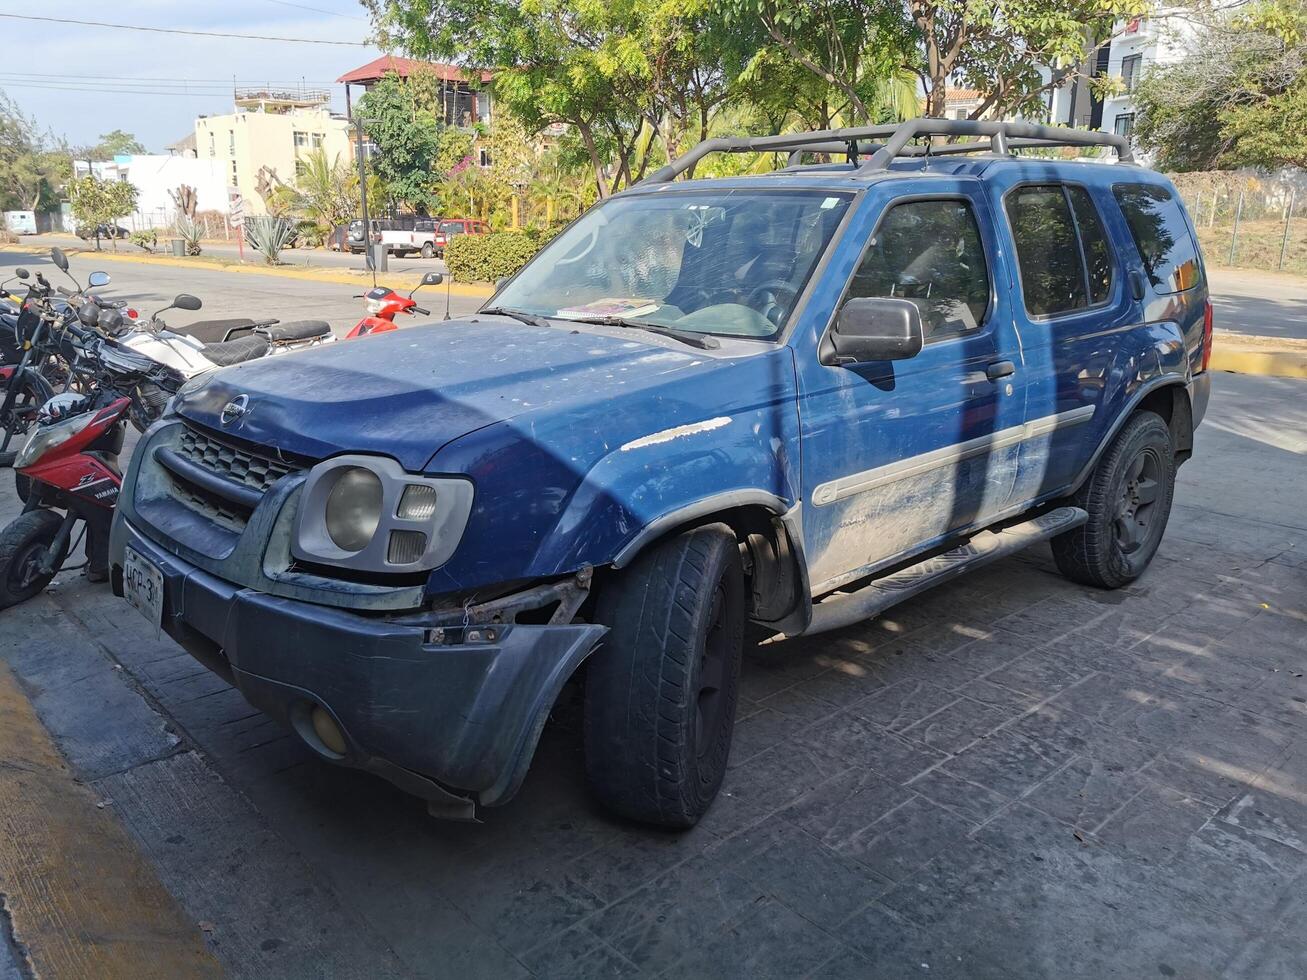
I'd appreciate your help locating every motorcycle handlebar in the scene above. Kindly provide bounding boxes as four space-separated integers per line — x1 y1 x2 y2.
411 306 430 316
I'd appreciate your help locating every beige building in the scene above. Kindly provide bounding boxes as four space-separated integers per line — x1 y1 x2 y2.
194 88 351 215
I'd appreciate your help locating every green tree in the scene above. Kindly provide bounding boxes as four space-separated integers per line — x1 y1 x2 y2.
81 129 147 160
287 148 357 237
67 175 138 251
355 72 442 212
0 93 69 211
1134 0 1307 170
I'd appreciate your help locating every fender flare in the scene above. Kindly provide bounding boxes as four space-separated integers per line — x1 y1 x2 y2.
609 489 791 569
1070 373 1191 492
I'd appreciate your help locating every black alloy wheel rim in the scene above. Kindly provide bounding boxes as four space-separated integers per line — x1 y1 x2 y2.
8 539 49 591
1114 447 1161 555
695 581 730 760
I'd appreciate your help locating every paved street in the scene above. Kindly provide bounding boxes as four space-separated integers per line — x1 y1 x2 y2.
0 364 1304 978
1 248 481 336
1209 269 1307 343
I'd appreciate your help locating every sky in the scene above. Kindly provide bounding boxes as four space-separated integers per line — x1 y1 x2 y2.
3 1 387 150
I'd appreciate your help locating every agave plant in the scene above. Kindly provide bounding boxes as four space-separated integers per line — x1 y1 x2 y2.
243 215 296 265
174 214 202 256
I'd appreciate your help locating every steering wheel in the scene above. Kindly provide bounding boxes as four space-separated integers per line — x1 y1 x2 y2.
745 279 799 327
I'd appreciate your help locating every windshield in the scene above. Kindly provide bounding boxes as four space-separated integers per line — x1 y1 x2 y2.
492 189 852 340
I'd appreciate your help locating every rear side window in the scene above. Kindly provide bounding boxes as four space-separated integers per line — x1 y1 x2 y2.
1006 184 1115 317
846 199 990 341
1112 183 1202 293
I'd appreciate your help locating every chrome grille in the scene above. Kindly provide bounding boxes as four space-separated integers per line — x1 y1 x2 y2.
176 425 298 494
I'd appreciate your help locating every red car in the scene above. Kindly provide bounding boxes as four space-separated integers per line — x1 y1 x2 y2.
432 218 488 257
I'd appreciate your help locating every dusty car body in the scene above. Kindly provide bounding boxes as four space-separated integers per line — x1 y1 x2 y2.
110 120 1211 826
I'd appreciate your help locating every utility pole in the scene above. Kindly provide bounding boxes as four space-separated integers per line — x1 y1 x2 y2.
354 113 373 276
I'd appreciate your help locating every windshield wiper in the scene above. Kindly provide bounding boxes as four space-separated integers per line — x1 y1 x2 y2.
478 306 552 327
565 316 720 351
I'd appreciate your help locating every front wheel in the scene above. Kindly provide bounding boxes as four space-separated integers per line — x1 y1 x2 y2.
584 524 745 828
0 510 67 608
1052 410 1176 589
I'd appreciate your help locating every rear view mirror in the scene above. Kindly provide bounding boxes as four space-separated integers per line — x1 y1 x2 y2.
15 268 28 279
173 293 202 311
88 271 111 288
421 272 443 287
822 297 925 365
50 247 69 272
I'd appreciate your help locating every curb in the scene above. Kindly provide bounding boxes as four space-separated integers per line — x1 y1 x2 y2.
1210 346 1307 380
0 243 496 299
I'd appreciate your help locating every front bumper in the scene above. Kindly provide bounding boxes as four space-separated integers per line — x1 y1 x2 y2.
111 517 605 817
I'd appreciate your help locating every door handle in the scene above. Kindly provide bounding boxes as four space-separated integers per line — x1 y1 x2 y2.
986 360 1016 381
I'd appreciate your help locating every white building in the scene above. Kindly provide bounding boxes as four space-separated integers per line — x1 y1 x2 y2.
73 155 230 231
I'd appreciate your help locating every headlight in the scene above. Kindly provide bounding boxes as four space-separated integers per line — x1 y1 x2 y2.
291 455 475 573
365 298 384 315
15 411 97 469
324 466 383 551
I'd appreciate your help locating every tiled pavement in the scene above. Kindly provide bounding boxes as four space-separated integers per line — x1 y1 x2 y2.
1 372 1305 979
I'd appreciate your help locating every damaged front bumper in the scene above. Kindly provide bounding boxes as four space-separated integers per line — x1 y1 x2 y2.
111 518 605 819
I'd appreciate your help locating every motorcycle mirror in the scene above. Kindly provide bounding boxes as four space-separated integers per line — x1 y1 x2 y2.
78 303 100 327
87 271 111 288
15 268 28 279
421 272 443 287
173 293 202 311
50 247 69 272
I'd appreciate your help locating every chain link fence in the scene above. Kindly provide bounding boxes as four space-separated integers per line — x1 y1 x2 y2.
1170 171 1307 277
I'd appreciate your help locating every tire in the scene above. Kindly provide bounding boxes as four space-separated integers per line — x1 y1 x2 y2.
1052 410 1176 589
584 524 745 828
0 368 53 466
0 509 66 608
421 243 435 259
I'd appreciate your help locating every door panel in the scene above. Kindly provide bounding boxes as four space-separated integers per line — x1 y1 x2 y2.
792 181 1027 595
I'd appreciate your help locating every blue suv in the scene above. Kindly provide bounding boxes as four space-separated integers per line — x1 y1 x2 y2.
110 120 1212 827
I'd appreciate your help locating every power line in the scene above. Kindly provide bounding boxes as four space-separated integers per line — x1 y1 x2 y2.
0 13 371 45
0 72 339 85
262 0 366 21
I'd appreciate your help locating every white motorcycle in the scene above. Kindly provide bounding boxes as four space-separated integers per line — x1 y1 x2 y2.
99 294 335 430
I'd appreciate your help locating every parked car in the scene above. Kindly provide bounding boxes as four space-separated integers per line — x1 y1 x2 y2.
432 218 487 256
76 223 129 241
346 215 435 257
109 120 1212 828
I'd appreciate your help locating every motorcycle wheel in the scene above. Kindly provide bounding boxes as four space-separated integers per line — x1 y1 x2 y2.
0 368 54 467
0 510 66 608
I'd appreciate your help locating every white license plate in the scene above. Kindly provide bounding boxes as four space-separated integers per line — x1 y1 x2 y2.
122 547 164 628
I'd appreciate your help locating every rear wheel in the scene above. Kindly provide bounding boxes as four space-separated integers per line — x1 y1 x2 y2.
421 242 435 259
0 510 66 608
1052 410 1176 589
584 524 744 828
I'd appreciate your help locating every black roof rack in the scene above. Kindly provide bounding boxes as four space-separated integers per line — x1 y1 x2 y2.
642 118 1133 185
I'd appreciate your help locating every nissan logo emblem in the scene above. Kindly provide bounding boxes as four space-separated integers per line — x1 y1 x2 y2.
220 394 250 426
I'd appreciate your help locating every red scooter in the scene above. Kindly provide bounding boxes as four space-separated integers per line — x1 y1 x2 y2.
345 271 445 338
0 390 129 607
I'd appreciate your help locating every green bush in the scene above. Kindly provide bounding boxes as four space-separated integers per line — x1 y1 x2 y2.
445 231 549 283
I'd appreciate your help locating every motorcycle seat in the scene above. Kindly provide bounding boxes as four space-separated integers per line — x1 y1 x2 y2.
258 319 331 342
201 335 271 367
180 318 276 345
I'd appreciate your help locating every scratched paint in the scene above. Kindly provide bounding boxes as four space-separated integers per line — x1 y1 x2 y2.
620 416 732 452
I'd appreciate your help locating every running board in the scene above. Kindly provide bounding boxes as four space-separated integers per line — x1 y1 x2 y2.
804 507 1088 636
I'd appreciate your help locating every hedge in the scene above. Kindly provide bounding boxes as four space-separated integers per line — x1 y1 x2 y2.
445 230 555 283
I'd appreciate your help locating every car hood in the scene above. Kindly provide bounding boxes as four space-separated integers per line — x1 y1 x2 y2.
174 317 734 471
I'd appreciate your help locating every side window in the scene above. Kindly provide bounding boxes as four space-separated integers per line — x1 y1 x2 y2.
1067 187 1113 305
1006 186 1087 316
1112 183 1202 293
846 199 990 341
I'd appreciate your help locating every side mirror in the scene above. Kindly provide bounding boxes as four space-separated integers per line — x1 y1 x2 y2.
822 297 925 366
1128 269 1147 302
173 293 202 311
50 247 69 272
421 272 443 287
15 268 28 279
88 271 111 288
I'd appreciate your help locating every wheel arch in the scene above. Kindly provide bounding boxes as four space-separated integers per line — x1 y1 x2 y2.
1071 376 1193 493
605 492 811 636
